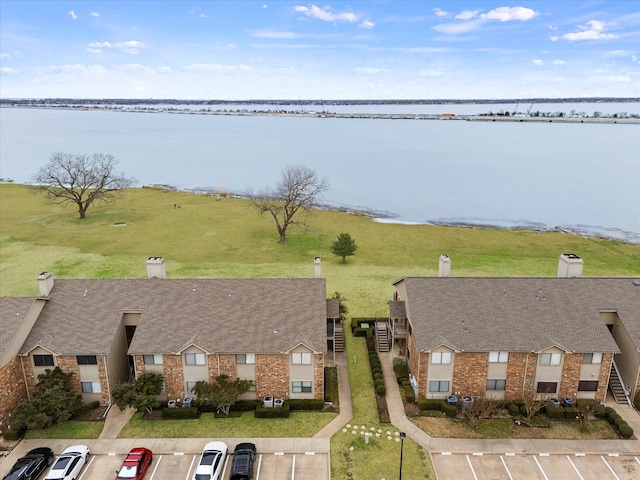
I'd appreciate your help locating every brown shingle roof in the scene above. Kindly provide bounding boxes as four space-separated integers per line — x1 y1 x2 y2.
396 277 640 353
0 297 35 358
20 278 330 355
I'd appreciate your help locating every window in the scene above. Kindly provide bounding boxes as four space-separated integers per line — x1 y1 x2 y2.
292 381 312 393
184 352 206 365
540 353 561 365
582 353 602 364
486 379 506 391
578 380 599 392
143 354 163 365
236 354 255 364
431 352 452 364
429 380 450 392
489 351 509 363
536 382 557 393
76 355 97 365
291 352 312 365
33 354 54 367
186 381 197 393
81 381 101 393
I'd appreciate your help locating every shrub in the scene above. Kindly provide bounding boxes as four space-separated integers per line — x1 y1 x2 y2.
608 413 622 425
418 398 445 411
403 383 415 403
369 360 381 369
635 391 640 411
614 417 628 429
354 328 368 337
2 427 24 441
230 400 260 412
376 385 386 396
76 401 101 415
394 364 409 383
619 424 634 438
373 372 383 381
374 379 385 388
255 404 290 418
442 404 458 418
508 403 520 417
546 407 564 419
371 367 382 376
286 399 325 411
162 407 198 419
519 405 528 416
563 407 580 420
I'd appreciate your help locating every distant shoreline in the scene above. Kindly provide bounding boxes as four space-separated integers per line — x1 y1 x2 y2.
3 104 639 124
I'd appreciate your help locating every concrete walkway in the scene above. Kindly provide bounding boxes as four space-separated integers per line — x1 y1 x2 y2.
98 405 136 439
314 351 353 438
379 351 640 455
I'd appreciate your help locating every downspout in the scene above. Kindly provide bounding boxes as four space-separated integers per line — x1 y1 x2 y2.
333 318 336 365
217 353 221 377
20 356 31 401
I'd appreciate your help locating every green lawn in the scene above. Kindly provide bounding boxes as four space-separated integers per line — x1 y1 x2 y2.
1 184 638 317
118 411 337 438
24 421 104 439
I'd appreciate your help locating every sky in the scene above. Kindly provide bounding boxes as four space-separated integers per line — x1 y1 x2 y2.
1 1 638 100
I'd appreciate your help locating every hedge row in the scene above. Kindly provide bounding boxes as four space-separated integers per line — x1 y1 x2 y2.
368 351 386 396
255 404 290 418
162 407 199 419
417 398 457 418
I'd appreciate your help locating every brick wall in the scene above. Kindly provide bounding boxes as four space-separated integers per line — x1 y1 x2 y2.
416 352 429 399
598 353 613 403
559 353 582 396
0 357 28 430
313 354 325 399
219 354 236 378
255 354 289 400
162 354 184 401
505 352 529 399
453 352 489 396
55 356 82 396
97 355 110 405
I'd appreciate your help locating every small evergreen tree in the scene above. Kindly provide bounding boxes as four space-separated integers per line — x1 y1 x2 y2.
330 233 358 263
191 375 254 415
112 371 164 414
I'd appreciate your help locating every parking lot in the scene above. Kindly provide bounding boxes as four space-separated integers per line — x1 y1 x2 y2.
432 452 640 480
0 438 330 480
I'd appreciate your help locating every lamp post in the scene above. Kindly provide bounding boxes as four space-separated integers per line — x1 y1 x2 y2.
399 431 406 480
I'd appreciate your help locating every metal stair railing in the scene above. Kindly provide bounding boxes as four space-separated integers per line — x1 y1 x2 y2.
611 359 632 407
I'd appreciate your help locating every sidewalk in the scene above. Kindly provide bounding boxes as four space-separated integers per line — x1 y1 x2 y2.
314 351 353 438
378 351 640 455
98 405 136 439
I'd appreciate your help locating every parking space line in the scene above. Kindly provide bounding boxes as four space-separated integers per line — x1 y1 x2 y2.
256 454 263 480
291 454 296 480
149 455 162 479
465 455 478 480
533 455 549 480
635 457 640 465
222 454 230 479
600 455 621 480
78 454 96 480
499 455 514 480
566 455 584 480
184 454 196 480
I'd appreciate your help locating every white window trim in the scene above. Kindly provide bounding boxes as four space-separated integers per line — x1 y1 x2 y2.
81 381 101 393
144 354 163 365
540 352 561 365
292 381 312 393
184 352 206 366
236 353 256 364
292 352 312 365
431 351 452 364
489 351 509 363
428 380 450 392
583 352 602 364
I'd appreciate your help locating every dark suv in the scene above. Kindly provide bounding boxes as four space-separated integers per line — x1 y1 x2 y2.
230 443 256 480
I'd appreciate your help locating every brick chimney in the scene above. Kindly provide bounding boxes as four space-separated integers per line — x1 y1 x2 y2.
146 257 166 279
38 272 54 296
557 253 583 278
438 254 451 277
314 257 322 278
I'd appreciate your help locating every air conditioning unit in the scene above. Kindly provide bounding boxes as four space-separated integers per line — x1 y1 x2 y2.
263 396 274 408
274 399 284 408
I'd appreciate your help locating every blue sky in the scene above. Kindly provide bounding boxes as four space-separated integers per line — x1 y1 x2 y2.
1 1 638 99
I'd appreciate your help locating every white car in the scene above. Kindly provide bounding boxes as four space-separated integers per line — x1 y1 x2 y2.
192 441 228 480
44 445 90 480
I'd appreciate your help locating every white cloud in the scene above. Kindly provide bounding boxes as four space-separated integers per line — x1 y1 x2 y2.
157 66 173 74
563 20 617 41
360 19 375 29
251 30 298 39
67 10 78 20
433 19 482 34
603 50 628 58
552 59 566 65
182 63 252 74
1 66 18 75
294 5 357 23
532 59 544 66
587 74 630 83
88 40 148 54
263 4 268 8
43 64 107 74
200 14 207 19
480 6 537 22
352 67 388 74
418 68 444 77
550 35 559 42
91 12 100 17
455 10 479 21
114 63 155 75
433 8 449 18
273 67 297 74
0 53 10 59
86 48 103 54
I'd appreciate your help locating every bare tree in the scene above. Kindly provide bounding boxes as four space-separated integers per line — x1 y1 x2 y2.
576 399 598 431
249 165 329 243
462 396 501 427
519 391 548 422
33 152 135 219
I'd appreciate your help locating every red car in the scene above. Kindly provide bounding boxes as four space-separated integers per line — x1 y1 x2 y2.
115 448 152 480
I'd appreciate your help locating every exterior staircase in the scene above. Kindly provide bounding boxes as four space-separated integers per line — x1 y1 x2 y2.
375 321 389 352
609 359 632 406
334 326 344 352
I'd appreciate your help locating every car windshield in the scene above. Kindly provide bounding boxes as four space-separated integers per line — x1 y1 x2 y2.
53 456 72 469
194 475 211 480
117 465 138 478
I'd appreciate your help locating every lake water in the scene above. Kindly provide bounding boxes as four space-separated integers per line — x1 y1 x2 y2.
1 106 639 243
